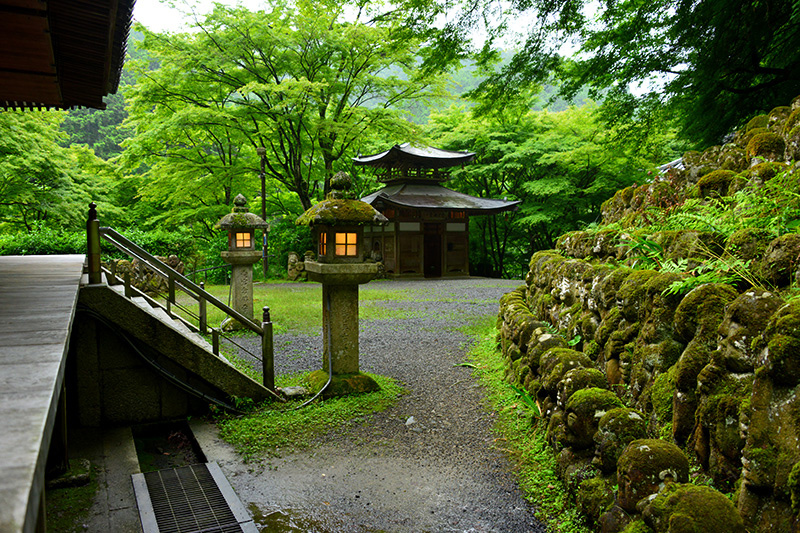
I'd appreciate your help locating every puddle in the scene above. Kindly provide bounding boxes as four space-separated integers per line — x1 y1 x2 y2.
248 503 386 533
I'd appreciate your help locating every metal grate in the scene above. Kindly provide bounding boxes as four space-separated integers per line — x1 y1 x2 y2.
133 463 257 533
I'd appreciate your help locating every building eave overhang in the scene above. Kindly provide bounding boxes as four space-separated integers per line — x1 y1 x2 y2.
361 182 520 216
353 143 475 169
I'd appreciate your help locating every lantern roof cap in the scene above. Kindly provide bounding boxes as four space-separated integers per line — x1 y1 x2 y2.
296 172 388 227
216 194 269 229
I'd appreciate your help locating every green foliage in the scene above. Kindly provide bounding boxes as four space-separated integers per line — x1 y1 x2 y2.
216 372 405 460
426 102 651 277
468 330 589 533
461 0 800 146
124 0 445 233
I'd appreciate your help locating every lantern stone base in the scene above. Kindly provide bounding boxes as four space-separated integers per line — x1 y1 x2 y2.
307 370 380 397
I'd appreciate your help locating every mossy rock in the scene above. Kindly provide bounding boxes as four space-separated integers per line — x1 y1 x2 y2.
673 283 738 343
673 338 712 392
650 369 675 426
716 288 782 373
306 370 380 397
697 169 736 198
768 105 792 133
564 387 625 449
526 331 568 373
783 107 800 135
725 227 775 265
736 126 768 149
595 306 623 347
618 269 661 322
642 483 746 532
616 439 690 512
595 407 648 474
752 299 800 386
596 267 634 312
718 145 748 172
788 461 800 512
746 114 770 132
557 367 607 409
539 347 592 393
759 233 800 287
557 230 593 258
664 230 724 265
746 131 786 161
577 477 616 525
621 520 654 533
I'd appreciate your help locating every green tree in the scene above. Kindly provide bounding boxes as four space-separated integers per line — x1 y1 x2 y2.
123 0 445 233
0 110 121 231
428 102 656 276
461 0 800 146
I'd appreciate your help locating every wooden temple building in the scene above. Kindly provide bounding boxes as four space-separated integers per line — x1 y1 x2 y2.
356 143 520 278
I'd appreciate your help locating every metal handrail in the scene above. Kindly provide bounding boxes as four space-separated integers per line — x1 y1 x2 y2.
84 202 275 391
99 226 263 334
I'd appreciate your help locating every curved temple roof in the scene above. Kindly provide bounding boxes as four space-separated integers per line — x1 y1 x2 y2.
353 143 475 169
361 182 520 215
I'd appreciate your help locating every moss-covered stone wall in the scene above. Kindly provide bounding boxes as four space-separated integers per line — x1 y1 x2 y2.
497 96 800 532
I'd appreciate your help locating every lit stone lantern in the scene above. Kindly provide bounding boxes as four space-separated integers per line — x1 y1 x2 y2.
217 194 269 330
297 172 388 396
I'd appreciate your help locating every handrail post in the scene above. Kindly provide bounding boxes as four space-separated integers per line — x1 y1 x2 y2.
86 202 102 284
166 271 175 317
261 306 274 390
124 271 132 298
199 281 208 334
212 329 220 356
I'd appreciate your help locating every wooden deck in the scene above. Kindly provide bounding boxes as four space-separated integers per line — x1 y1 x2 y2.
0 255 85 533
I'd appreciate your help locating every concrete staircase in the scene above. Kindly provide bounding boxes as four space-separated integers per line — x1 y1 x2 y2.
74 281 272 427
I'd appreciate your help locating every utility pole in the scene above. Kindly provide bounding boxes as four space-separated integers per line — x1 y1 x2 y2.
256 146 268 279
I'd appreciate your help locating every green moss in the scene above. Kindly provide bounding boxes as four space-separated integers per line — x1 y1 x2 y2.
784 108 800 135
746 114 769 131
651 370 675 425
746 131 786 160
577 477 615 524
697 169 736 197
540 347 593 392
788 461 800 512
621 520 654 533
673 283 738 343
674 340 712 391
566 387 624 413
618 269 660 320
296 198 384 226
595 306 623 346
617 439 690 482
45 461 98 533
725 227 774 263
644 483 746 532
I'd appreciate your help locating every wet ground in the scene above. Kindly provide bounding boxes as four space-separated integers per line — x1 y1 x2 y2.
204 278 546 533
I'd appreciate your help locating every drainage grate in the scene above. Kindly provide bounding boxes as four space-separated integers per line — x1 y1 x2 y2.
132 462 257 533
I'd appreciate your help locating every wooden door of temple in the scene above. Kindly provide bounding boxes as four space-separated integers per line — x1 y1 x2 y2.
423 223 442 278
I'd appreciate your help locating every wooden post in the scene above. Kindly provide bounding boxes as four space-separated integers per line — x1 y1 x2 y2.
124 271 132 298
199 281 207 334
86 202 102 284
166 271 174 317
212 328 220 356
261 306 274 390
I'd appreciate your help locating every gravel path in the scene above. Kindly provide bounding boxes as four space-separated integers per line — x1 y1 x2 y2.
211 278 546 533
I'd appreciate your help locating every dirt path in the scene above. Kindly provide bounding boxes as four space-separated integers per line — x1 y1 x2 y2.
199 278 546 532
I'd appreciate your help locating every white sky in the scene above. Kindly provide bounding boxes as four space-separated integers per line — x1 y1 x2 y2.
133 0 265 32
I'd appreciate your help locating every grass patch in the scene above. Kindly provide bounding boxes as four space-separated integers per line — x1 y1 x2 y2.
215 372 405 461
45 462 98 532
467 329 590 533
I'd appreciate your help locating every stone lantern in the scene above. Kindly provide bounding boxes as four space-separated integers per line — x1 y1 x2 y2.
296 172 388 396
216 194 269 330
